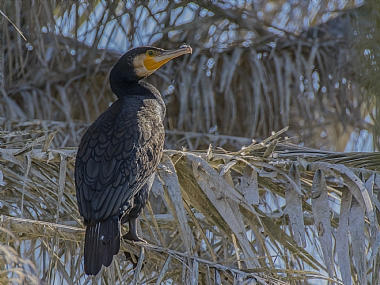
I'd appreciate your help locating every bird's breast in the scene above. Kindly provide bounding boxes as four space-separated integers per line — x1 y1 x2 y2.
136 99 164 142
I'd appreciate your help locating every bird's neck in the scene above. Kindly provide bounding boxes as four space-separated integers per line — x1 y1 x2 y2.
111 80 165 111
111 79 156 98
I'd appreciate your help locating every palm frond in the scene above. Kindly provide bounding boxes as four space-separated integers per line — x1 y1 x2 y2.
0 129 379 284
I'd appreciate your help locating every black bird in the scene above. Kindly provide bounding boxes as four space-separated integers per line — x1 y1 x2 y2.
75 45 192 275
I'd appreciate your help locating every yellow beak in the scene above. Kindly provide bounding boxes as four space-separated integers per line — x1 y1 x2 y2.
143 45 192 71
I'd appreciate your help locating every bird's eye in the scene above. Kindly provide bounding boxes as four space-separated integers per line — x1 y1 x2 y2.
147 50 154 56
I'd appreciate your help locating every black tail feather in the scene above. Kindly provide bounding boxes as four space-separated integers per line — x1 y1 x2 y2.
84 216 120 275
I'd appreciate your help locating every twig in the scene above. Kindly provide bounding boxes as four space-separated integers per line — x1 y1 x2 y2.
124 240 280 285
0 10 27 41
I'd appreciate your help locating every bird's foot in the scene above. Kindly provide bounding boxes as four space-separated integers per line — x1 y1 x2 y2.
122 231 147 243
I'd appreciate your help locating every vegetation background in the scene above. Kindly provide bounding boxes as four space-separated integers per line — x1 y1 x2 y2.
1 1 380 284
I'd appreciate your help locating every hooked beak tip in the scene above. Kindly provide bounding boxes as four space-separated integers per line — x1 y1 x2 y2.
180 45 192 54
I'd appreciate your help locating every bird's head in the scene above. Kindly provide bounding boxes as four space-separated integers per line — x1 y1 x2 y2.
111 45 192 81
133 46 192 78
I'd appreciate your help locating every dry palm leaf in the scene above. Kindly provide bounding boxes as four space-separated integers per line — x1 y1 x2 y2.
0 129 379 284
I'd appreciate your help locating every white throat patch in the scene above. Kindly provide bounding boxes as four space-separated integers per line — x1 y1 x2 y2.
133 54 154 78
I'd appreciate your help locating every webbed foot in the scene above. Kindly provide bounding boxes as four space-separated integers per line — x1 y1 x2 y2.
122 231 146 243
122 217 147 243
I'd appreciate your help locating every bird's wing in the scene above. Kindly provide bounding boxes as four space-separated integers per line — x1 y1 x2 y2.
75 97 164 221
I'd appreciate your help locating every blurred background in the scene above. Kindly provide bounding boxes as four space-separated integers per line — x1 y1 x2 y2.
2 0 379 152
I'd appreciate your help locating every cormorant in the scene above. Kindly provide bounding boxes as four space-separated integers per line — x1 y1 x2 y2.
75 45 192 275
